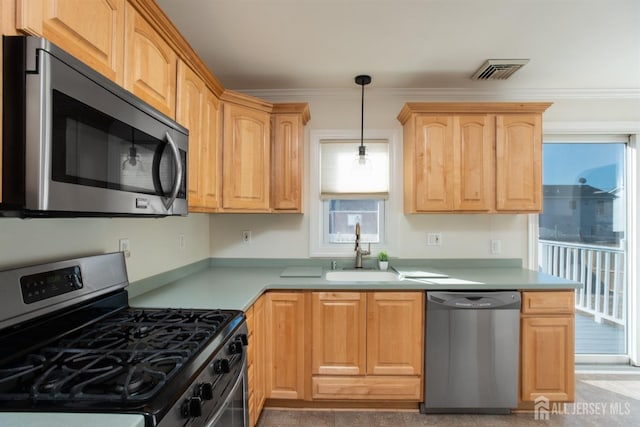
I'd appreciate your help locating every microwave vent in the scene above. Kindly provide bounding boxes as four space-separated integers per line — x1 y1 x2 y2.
471 59 530 80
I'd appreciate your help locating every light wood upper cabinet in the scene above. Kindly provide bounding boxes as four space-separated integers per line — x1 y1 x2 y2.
176 61 221 212
124 2 176 117
411 115 455 211
16 0 125 83
221 93 271 211
398 102 551 213
406 114 492 212
264 292 308 400
496 114 542 211
271 104 310 213
456 115 493 210
520 291 575 403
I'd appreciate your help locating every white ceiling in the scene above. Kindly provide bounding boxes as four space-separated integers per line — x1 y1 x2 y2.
157 0 640 92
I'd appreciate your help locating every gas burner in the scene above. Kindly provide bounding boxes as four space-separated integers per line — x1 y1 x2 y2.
144 309 197 323
0 252 247 426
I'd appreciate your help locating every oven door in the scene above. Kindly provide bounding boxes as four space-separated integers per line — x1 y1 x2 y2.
206 360 248 427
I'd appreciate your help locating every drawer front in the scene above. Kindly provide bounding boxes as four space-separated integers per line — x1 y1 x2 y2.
522 291 575 314
312 376 422 401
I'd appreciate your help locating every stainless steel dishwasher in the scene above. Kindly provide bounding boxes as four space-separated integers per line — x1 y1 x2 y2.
421 291 521 414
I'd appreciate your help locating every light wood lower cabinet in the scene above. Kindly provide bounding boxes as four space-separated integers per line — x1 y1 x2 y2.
247 296 265 426
520 291 575 403
264 292 309 400
312 292 367 376
252 289 575 410
311 291 424 401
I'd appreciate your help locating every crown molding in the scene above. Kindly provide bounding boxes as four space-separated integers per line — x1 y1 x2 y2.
240 87 640 102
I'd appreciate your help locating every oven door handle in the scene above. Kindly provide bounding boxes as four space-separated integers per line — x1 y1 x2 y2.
162 131 183 211
205 352 247 427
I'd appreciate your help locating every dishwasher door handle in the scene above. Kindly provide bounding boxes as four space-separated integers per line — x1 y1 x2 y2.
426 291 521 310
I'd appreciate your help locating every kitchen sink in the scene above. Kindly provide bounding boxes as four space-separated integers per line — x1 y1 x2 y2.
325 270 400 282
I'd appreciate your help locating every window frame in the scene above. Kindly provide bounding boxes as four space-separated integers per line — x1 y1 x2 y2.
309 129 400 257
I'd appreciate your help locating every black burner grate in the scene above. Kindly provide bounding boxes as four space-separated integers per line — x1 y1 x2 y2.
0 308 233 403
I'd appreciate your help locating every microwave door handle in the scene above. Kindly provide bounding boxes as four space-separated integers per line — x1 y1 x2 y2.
163 131 183 210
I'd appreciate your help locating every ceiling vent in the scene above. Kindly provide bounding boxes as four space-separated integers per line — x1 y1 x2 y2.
471 59 529 80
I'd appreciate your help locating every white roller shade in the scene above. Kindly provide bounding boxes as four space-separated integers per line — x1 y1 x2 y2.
320 139 389 199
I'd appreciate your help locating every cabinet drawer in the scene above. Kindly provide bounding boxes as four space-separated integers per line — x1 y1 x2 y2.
522 291 575 314
312 376 422 401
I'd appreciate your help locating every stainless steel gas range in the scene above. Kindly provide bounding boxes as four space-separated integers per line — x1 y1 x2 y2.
0 252 248 427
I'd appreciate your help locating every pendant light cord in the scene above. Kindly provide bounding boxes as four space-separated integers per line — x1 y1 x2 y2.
360 81 364 150
355 75 371 158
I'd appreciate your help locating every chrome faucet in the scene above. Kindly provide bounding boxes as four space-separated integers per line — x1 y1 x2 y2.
354 222 370 269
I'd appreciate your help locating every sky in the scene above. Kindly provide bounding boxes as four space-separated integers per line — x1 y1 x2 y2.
543 143 624 191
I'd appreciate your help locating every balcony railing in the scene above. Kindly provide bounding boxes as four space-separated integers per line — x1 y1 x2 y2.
538 239 626 326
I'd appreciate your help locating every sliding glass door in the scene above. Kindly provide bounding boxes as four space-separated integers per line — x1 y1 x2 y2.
539 137 628 357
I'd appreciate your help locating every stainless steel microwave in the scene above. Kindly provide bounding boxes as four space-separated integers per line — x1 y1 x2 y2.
2 36 188 217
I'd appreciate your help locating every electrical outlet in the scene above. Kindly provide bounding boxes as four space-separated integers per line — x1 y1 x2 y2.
490 239 502 254
427 233 442 246
178 234 186 250
242 230 252 244
119 238 131 258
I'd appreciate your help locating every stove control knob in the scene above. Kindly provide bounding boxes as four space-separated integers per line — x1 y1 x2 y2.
181 396 202 418
197 382 214 400
236 334 248 346
228 341 243 355
213 358 230 374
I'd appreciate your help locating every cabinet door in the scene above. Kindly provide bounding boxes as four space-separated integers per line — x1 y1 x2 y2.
17 0 124 84
312 292 366 376
253 296 266 417
176 62 205 209
199 89 222 210
521 316 575 402
413 115 454 211
177 61 221 212
247 296 265 426
366 292 424 376
124 2 176 117
265 292 306 400
454 115 493 211
222 103 271 210
245 304 256 427
271 114 302 212
495 114 542 211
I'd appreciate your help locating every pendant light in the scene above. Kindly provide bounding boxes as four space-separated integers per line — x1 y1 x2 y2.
355 74 371 165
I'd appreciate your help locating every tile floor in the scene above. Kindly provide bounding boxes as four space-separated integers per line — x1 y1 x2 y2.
256 373 640 427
